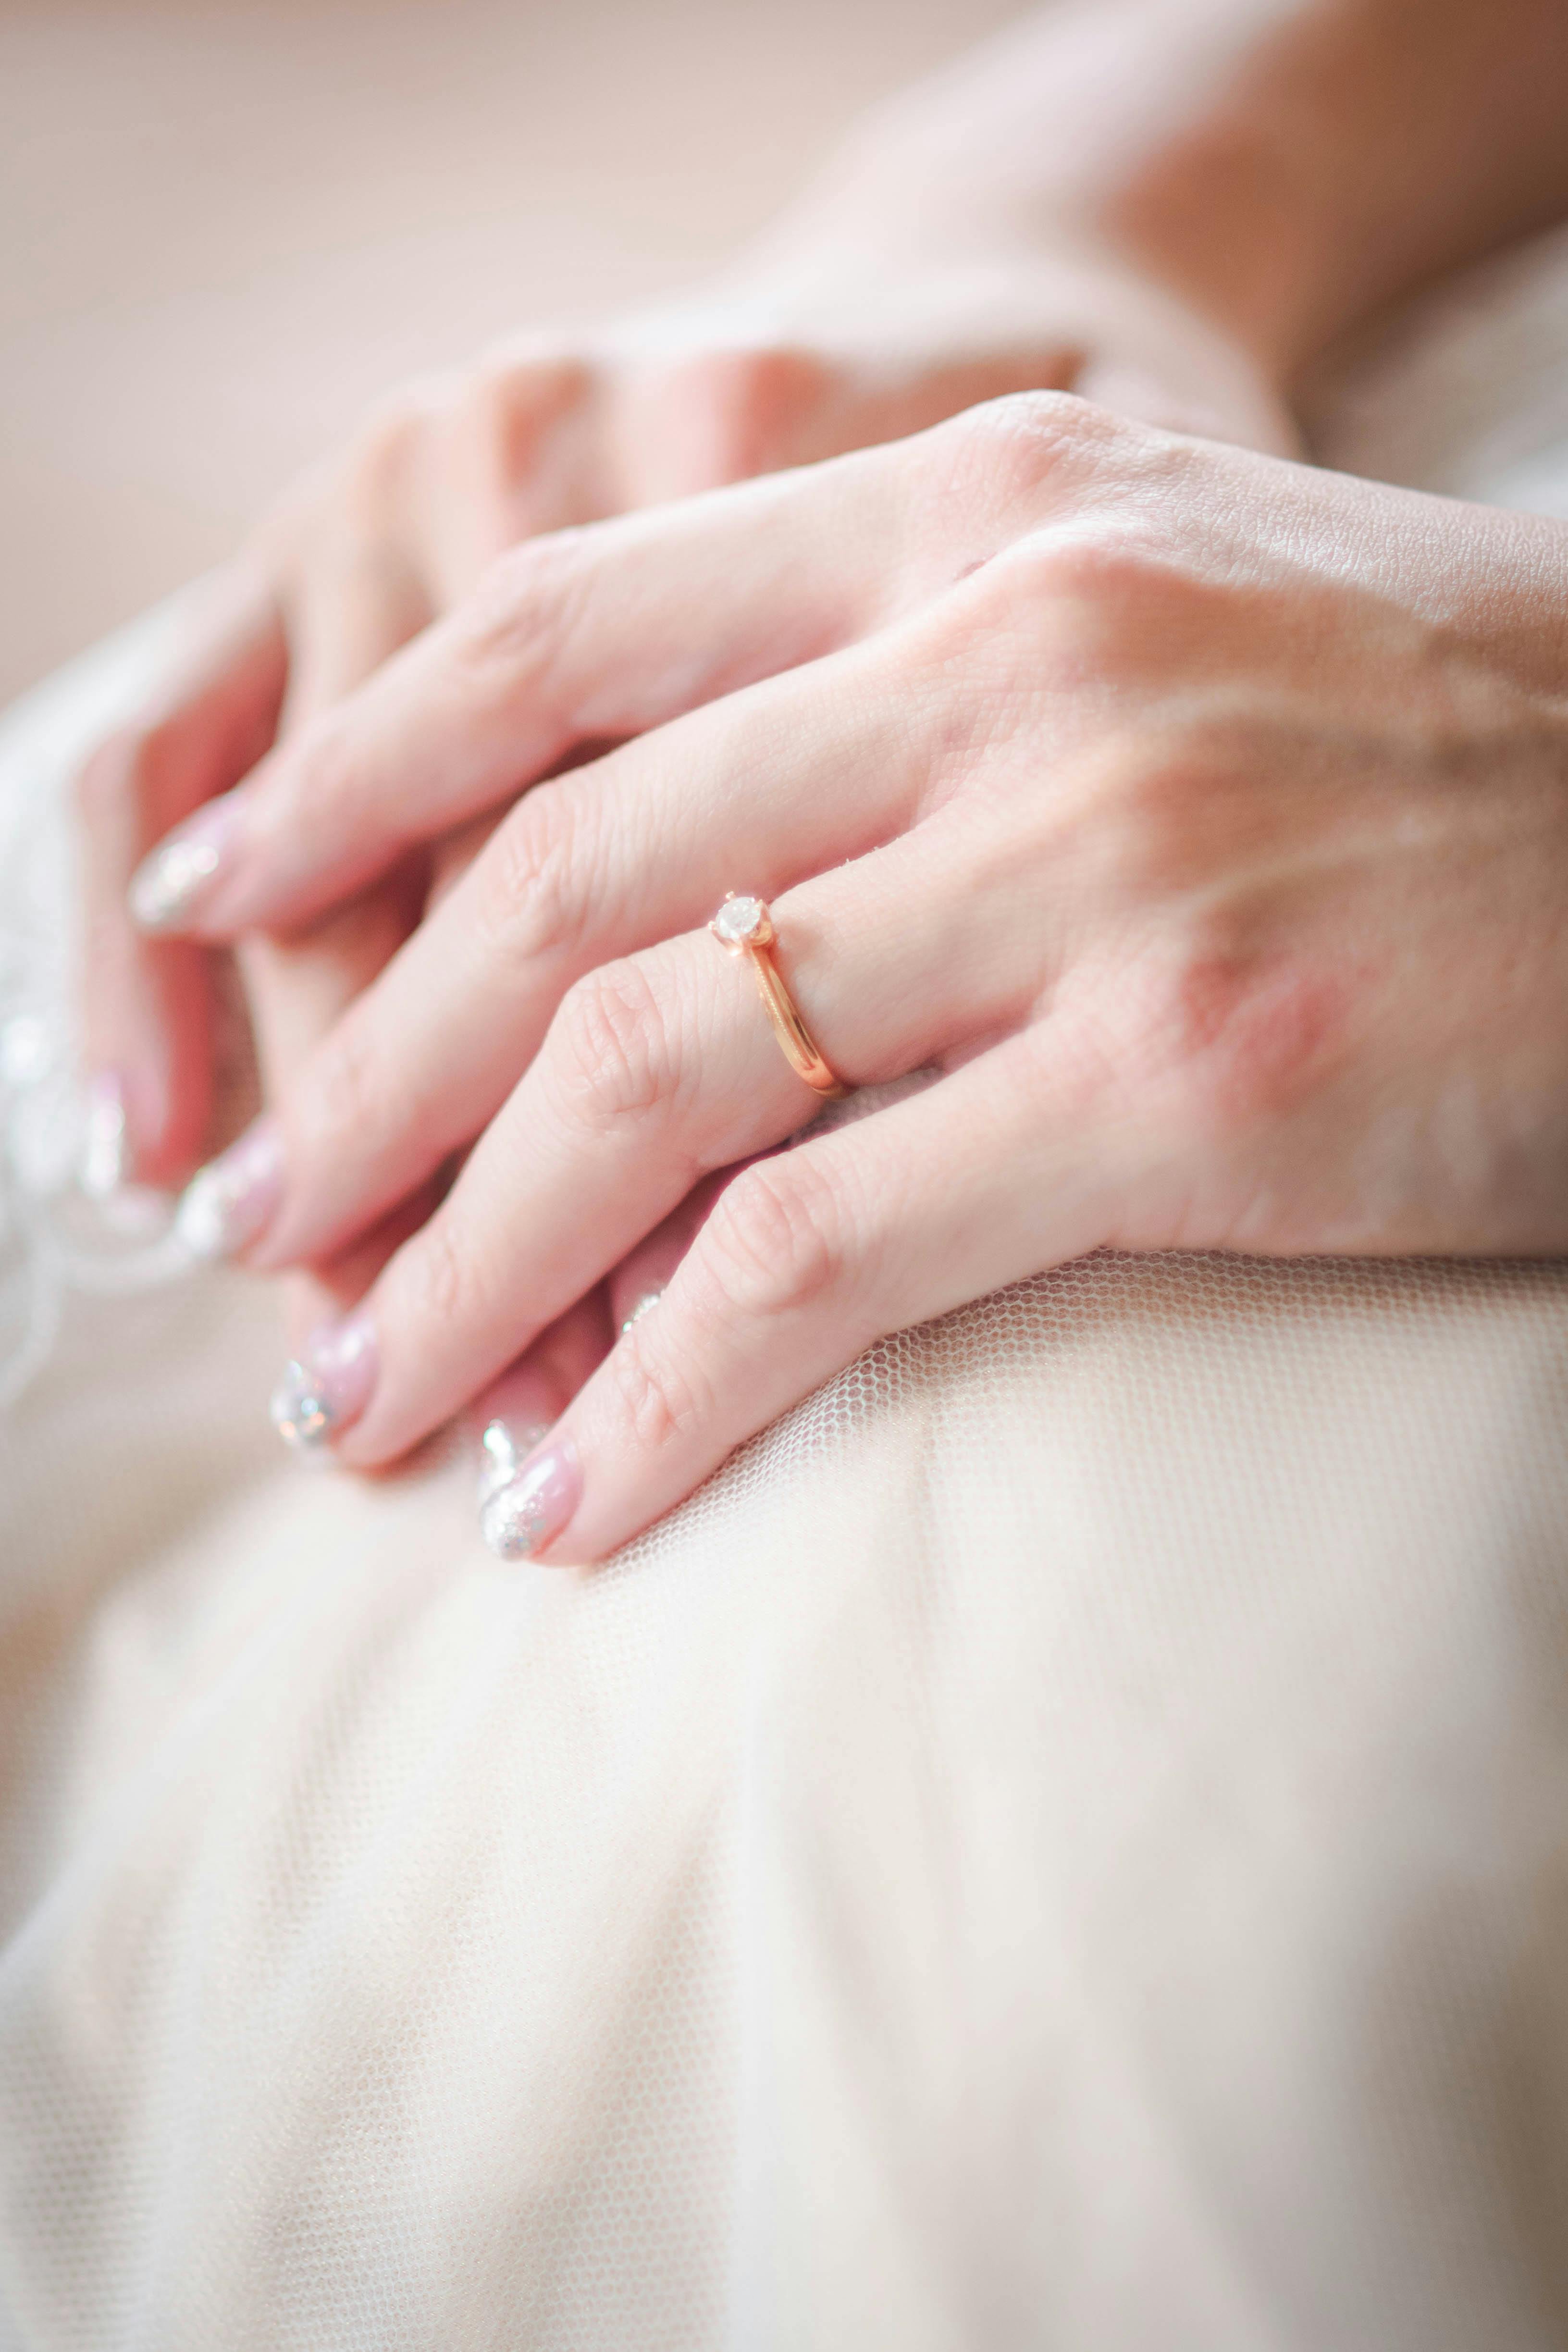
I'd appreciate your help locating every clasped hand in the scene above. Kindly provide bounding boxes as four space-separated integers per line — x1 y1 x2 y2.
119 394 1568 1558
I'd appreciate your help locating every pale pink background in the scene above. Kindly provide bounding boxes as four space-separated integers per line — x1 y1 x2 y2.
0 0 1021 707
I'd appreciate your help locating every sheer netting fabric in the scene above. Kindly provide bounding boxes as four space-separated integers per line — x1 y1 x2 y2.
4 228 1568 2352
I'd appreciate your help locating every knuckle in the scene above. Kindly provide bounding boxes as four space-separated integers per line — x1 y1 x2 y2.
289 1010 391 1172
697 1158 844 1324
995 523 1181 626
605 1325 710 1455
446 368 534 508
946 388 1120 499
276 709 366 829
546 956 686 1131
450 352 594 487
968 526 1198 690
358 377 444 460
636 344 836 492
471 783 593 974
339 388 431 519
453 531 594 683
454 361 524 444
397 1208 491 1337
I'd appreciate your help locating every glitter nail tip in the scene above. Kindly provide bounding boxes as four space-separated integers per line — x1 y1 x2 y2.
127 801 238 934
480 1476 555 1561
128 835 223 932
270 1362 334 1451
268 1310 378 1457
477 1416 551 1508
477 1439 580 1563
174 1121 283 1262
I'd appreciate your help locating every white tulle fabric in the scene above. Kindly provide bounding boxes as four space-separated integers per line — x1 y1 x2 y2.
5 232 1568 2352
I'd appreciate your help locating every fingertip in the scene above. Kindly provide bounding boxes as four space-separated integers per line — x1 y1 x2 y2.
87 998 213 1197
123 941 217 1188
478 1431 582 1564
126 793 246 939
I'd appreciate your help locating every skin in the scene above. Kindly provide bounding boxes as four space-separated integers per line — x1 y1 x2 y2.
130 397 1568 1557
77 0 1301 1344
80 0 1568 1517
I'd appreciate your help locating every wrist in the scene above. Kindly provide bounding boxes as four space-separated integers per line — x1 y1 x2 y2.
753 3 1339 394
763 0 1568 393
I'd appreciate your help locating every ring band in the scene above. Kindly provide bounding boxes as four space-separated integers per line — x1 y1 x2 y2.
708 894 849 1100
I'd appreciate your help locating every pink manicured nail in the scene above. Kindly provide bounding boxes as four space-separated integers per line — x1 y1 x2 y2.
127 795 242 933
270 1307 378 1453
80 1072 131 1199
479 1435 581 1562
175 1115 284 1261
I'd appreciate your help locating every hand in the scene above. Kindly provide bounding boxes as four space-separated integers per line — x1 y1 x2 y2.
134 393 1568 1560
76 182 1291 1345
78 0 1310 1197
77 0 1568 1194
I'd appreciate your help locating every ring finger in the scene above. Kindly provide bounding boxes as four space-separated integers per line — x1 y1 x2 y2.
269 815 1045 1471
213 618 958 1276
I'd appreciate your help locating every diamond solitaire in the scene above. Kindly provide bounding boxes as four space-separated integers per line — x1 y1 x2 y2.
709 893 773 950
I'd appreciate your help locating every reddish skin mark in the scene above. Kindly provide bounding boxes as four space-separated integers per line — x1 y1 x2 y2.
1165 954 1358 1122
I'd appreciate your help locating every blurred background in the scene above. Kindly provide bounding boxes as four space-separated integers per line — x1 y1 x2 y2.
0 0 1018 707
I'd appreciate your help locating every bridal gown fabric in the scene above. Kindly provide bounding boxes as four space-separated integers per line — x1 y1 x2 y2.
4 237 1568 2352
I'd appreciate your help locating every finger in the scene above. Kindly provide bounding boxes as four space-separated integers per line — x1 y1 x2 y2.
128 462 902 937
218 533 433 1287
125 400 1076 938
277 1170 453 1350
278 539 431 734
238 517 434 1102
185 654 429 1265
414 346 601 605
479 1025 1128 1564
478 1178 735 1555
469 1288 615 1558
77 562 285 1183
235 620 945 1274
268 817 1042 1471
604 1169 739 1337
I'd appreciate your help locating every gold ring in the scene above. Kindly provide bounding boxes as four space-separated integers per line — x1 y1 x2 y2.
708 894 849 1100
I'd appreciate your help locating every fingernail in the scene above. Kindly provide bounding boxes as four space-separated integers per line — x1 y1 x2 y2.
270 1308 378 1453
477 1413 553 1508
128 797 241 933
80 1072 130 1198
175 1116 284 1261
619 1286 664 1335
479 1435 581 1562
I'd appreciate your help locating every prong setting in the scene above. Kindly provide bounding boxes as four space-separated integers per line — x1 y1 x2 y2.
709 892 774 952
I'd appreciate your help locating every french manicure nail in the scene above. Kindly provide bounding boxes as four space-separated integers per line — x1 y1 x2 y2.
80 1072 130 1199
128 797 241 933
270 1308 378 1453
479 1436 581 1562
477 1413 552 1507
175 1116 284 1260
